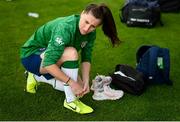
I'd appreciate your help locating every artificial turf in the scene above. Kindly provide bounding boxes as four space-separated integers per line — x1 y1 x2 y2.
0 0 180 120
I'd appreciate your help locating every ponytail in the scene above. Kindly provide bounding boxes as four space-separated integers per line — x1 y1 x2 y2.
84 3 121 46
100 4 121 46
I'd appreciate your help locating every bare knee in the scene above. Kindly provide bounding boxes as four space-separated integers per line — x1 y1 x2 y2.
40 47 78 73
62 47 78 60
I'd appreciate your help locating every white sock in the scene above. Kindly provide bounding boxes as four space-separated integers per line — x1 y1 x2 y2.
53 79 64 91
34 75 64 91
61 67 78 103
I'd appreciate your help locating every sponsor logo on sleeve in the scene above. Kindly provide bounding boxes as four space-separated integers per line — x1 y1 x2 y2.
55 37 64 46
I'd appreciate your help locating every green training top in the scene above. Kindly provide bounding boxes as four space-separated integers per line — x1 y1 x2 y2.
20 14 96 67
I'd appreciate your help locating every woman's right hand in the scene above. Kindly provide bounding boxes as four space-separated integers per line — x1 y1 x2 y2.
68 80 84 97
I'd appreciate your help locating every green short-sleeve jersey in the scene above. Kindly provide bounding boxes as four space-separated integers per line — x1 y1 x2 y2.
20 14 96 67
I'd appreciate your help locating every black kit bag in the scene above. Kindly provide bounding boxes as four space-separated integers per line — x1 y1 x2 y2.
111 64 146 95
120 0 163 28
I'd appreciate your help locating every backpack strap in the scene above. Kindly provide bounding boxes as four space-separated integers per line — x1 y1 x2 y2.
148 46 159 80
136 45 152 64
161 48 172 85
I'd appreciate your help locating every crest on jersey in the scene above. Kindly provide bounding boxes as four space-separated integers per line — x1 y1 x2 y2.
81 41 88 48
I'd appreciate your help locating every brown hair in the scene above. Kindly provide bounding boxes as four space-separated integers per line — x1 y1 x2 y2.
84 3 121 46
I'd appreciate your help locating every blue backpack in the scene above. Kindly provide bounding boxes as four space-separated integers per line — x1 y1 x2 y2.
136 45 172 85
